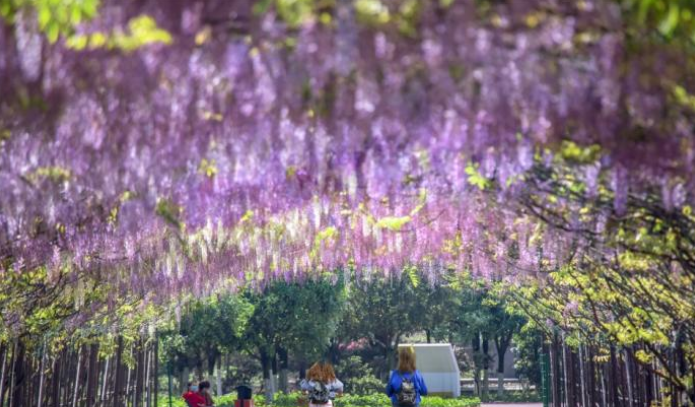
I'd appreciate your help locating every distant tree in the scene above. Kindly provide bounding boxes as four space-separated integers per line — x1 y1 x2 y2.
336 273 424 378
511 324 543 389
243 274 346 399
486 296 526 397
159 294 253 392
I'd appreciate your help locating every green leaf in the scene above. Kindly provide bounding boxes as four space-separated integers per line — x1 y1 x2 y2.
672 84 695 110
658 3 680 37
559 140 601 164
376 215 411 231
38 7 52 29
66 34 88 50
155 197 182 229
355 0 391 25
252 0 274 16
404 265 419 288
46 22 60 43
637 0 657 23
464 162 490 190
71 6 82 25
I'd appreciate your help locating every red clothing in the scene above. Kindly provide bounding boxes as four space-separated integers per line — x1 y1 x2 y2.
183 391 206 407
203 391 215 406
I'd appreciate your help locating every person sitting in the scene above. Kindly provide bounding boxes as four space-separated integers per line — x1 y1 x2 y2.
183 382 206 407
386 347 428 407
199 380 215 406
299 362 344 407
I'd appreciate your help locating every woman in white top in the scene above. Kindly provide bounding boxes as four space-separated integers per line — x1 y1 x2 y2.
299 362 344 407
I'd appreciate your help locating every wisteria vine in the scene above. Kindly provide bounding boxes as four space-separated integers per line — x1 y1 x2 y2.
1 0 694 307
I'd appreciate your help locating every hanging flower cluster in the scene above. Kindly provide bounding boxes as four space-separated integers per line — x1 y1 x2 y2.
0 0 693 302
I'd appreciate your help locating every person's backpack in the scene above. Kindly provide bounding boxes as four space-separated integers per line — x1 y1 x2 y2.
396 372 418 407
308 381 330 404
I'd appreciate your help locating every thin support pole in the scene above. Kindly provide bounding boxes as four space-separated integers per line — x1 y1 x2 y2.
37 341 47 407
0 344 8 407
72 349 82 407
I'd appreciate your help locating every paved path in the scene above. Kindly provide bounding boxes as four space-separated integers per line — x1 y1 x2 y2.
481 403 542 407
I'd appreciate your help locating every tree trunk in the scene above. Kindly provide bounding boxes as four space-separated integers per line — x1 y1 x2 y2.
494 338 509 398
23 356 32 407
599 363 607 407
562 341 573 407
100 357 110 404
154 338 159 407
51 351 62 407
550 334 562 407
277 348 289 394
181 367 190 393
299 361 306 381
471 335 481 397
144 345 150 407
624 349 634 407
481 336 489 402
260 350 274 402
135 341 145 407
12 341 26 407
207 352 216 377
37 342 47 407
72 348 82 407
215 357 222 397
578 345 588 407
0 343 8 407
271 353 278 395
327 340 341 365
113 337 124 407
86 344 99 406
609 345 620 407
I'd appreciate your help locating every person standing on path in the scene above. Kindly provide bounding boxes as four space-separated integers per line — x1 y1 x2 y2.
386 347 428 407
199 380 215 406
183 382 206 407
299 362 344 407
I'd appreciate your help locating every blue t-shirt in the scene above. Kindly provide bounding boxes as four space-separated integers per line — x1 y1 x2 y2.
386 370 428 406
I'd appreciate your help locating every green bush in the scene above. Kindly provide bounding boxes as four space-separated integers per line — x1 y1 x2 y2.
162 392 480 407
335 356 384 395
215 392 479 407
335 393 391 407
485 390 541 403
156 395 187 407
419 396 480 407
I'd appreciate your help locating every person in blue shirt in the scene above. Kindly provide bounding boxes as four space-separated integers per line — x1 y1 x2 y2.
386 347 428 406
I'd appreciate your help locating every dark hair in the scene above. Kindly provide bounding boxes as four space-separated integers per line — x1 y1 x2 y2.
187 382 194 387
199 381 211 390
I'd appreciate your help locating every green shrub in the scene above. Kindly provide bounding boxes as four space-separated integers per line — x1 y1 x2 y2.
485 390 541 403
335 393 391 406
420 396 480 407
335 356 384 395
156 395 187 407
346 374 385 395
211 392 480 407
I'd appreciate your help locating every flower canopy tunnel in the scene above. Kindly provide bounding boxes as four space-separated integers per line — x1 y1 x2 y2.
1 0 695 405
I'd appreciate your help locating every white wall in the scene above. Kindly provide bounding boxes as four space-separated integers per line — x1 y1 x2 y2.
420 372 461 397
398 344 460 397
